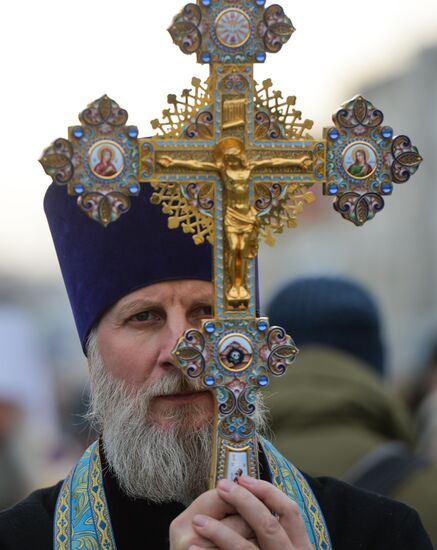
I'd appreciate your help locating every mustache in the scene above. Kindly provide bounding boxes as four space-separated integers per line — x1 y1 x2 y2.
128 369 205 399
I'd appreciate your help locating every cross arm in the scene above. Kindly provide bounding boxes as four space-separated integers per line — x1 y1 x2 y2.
158 156 218 172
250 154 312 171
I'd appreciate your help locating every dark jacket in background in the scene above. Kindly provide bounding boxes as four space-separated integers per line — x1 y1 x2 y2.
268 345 437 545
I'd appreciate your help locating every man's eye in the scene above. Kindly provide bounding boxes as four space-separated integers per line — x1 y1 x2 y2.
130 311 158 322
193 305 213 318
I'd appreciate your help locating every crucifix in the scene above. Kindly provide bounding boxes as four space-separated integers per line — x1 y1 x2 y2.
40 0 422 490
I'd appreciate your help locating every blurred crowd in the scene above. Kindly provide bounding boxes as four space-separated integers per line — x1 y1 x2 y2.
267 276 437 544
0 279 94 511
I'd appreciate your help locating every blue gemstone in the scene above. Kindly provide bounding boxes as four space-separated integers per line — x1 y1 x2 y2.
256 52 266 63
382 127 393 139
205 376 215 386
201 0 211 5
329 185 338 195
72 127 83 139
205 322 215 334
129 184 139 194
256 0 266 4
257 320 268 332
127 126 138 139
382 183 392 194
328 128 339 141
201 52 211 63
258 376 269 387
74 184 85 194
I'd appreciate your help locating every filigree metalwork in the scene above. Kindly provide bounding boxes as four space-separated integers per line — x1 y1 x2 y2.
40 139 79 185
334 95 383 135
255 182 315 246
389 135 423 183
185 110 214 139
151 77 213 138
254 110 283 140
172 316 298 482
219 413 255 441
78 192 131 227
40 95 139 226
254 79 314 140
216 387 237 416
258 4 295 53
334 192 385 226
219 71 249 94
324 95 422 225
169 1 294 65
140 142 154 180
150 182 214 245
263 325 298 376
173 328 206 378
239 387 257 416
80 95 128 134
168 3 202 55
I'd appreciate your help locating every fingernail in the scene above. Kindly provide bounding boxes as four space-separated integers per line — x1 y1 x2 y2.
239 475 255 485
193 514 208 527
218 479 235 492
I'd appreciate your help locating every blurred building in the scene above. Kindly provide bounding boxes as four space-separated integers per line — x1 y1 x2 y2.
259 46 437 381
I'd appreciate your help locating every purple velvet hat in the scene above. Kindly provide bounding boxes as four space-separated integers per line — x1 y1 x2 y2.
44 184 212 354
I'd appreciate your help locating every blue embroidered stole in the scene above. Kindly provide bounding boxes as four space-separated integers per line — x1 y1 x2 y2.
54 442 116 549
54 440 331 549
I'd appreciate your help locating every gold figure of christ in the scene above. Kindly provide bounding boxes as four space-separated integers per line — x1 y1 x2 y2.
158 138 312 306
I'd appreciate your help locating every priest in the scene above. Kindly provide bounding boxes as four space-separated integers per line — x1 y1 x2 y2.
0 185 432 549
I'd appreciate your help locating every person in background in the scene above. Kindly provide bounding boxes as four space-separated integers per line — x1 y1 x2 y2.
0 305 59 509
267 276 437 546
408 338 437 462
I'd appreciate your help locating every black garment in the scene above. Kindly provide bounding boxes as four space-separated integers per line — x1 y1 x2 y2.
0 463 432 549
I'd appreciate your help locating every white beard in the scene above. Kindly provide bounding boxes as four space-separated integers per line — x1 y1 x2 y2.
86 329 267 505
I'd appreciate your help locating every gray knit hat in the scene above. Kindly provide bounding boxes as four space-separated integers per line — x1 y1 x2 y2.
267 276 385 375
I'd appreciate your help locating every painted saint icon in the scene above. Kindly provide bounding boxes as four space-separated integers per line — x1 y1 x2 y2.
343 143 377 180
94 148 117 177
88 140 125 180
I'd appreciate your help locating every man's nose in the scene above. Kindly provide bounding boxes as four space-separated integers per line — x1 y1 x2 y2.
157 315 192 368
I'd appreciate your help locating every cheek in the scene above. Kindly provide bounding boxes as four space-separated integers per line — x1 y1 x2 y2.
96 329 158 386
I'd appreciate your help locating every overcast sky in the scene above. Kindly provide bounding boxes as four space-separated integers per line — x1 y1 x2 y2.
1 0 436 279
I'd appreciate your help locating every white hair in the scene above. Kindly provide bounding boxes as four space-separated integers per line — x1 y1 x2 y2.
86 328 267 504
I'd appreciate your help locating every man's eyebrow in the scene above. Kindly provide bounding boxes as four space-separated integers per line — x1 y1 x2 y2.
191 293 213 303
190 295 214 307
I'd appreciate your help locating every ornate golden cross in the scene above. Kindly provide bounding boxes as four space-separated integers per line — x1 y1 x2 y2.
40 0 422 488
